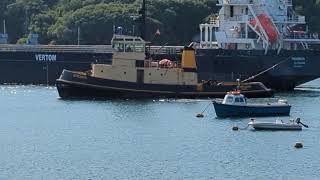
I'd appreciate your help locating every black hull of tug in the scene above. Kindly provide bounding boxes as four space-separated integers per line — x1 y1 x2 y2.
56 70 273 99
1 48 320 90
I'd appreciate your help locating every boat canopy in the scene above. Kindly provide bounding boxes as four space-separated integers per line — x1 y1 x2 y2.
222 91 246 105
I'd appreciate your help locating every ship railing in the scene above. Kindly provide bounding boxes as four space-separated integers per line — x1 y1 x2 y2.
209 17 220 26
149 46 184 55
219 14 262 23
282 0 292 5
199 42 219 49
223 15 248 22
218 0 292 6
144 60 182 69
0 44 114 53
218 0 253 5
286 16 305 23
273 16 305 24
0 44 185 55
286 33 320 40
278 0 292 5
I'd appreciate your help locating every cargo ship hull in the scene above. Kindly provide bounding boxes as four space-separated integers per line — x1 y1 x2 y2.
0 49 319 90
0 51 112 85
195 49 320 90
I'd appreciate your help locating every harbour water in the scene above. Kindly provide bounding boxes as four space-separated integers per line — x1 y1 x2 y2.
1 80 320 179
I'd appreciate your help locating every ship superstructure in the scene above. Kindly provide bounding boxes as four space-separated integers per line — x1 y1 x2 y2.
200 0 320 53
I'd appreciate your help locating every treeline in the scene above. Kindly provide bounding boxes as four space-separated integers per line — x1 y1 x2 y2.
0 0 319 45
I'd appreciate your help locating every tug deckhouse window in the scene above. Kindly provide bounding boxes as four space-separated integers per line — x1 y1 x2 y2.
134 44 145 53
125 44 133 52
113 42 145 53
113 43 125 52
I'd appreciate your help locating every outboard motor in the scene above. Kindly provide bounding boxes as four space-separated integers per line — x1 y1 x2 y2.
296 118 309 128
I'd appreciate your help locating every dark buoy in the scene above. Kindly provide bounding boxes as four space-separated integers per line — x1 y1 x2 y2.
196 113 204 118
232 126 239 131
294 142 303 149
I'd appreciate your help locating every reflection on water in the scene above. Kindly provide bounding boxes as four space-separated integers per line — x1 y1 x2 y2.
297 78 320 90
0 84 320 179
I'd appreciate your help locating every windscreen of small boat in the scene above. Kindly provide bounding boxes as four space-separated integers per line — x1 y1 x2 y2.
223 95 234 104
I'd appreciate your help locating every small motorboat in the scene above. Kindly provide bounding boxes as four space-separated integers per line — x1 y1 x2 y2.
248 118 309 131
213 91 291 118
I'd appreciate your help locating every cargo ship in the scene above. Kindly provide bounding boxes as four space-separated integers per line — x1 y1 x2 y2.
194 0 320 90
1 0 320 90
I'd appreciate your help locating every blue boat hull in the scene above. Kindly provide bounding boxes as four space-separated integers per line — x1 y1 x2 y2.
213 102 291 118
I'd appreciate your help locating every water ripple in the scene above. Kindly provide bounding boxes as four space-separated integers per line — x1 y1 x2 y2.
0 85 319 179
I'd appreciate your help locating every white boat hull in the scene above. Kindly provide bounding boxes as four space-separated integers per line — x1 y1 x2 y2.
248 122 302 131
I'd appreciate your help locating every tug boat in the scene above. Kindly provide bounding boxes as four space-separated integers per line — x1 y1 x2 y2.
213 91 290 118
56 35 273 99
248 118 308 131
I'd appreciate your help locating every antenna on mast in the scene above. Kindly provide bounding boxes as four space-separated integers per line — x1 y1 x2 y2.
139 0 146 40
3 20 6 34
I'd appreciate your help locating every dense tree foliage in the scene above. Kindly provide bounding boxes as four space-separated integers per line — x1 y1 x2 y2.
0 0 319 45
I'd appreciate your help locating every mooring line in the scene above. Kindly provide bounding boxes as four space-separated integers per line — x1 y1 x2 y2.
242 56 292 83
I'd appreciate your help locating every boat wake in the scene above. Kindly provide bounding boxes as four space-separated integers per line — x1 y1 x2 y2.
296 86 320 90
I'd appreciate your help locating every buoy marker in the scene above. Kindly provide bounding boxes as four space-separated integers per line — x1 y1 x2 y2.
294 142 303 149
196 103 211 118
232 126 239 131
196 113 204 118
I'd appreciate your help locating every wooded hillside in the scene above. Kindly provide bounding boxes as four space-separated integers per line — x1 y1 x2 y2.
0 0 319 45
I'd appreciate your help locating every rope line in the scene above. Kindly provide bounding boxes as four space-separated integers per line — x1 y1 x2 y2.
201 102 212 114
239 124 250 130
242 56 292 83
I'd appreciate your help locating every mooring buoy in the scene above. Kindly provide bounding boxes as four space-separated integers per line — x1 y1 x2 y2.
294 142 303 149
196 113 204 118
232 126 239 131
